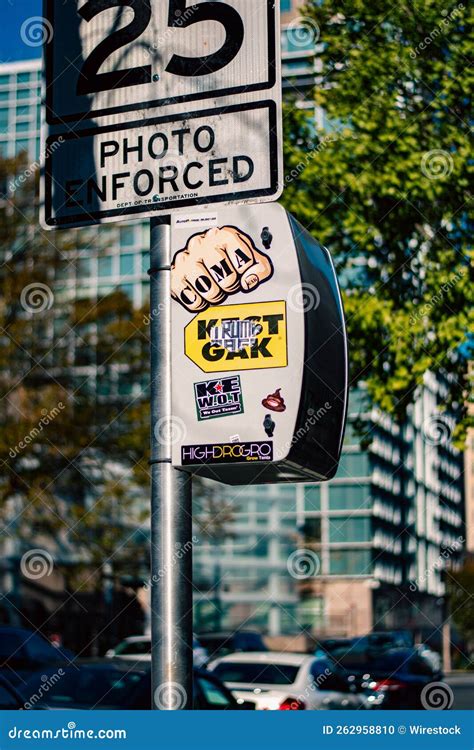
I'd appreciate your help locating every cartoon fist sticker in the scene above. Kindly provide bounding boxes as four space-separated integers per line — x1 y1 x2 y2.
171 225 274 312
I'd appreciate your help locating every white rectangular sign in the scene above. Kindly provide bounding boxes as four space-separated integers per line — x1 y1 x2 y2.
41 0 282 229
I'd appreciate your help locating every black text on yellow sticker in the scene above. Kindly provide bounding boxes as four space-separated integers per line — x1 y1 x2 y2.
184 301 287 373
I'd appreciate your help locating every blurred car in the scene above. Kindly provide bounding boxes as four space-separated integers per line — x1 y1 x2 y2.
105 634 208 667
197 631 268 661
416 625 465 656
22 661 254 710
0 626 74 686
333 647 443 709
192 637 209 668
356 631 413 650
314 638 353 658
105 636 150 661
317 631 413 660
415 643 442 673
208 652 375 710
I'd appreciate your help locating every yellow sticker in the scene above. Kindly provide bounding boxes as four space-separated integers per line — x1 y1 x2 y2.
184 301 288 373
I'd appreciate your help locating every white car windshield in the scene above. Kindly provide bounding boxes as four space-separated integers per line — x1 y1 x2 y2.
213 662 299 685
115 641 150 656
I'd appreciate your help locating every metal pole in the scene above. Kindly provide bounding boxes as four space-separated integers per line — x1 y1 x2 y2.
149 217 193 710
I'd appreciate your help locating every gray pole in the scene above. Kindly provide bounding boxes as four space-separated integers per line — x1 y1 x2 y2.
149 217 193 710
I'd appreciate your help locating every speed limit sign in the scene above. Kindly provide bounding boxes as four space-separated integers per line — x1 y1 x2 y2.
41 0 282 229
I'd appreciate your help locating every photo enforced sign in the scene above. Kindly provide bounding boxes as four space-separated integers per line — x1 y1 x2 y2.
44 104 279 227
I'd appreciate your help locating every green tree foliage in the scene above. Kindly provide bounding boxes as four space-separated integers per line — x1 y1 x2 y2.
282 0 473 439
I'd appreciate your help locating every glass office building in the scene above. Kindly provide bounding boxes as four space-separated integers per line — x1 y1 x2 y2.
193 380 465 637
0 27 465 640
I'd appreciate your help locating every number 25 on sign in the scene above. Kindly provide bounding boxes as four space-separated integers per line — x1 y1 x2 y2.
45 0 262 122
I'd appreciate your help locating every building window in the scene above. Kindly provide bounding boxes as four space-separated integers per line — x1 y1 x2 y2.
98 256 113 277
256 498 272 512
118 374 133 395
329 517 371 543
120 226 136 247
343 422 360 446
97 376 112 396
141 252 150 273
76 257 93 279
297 596 325 630
336 451 369 478
329 549 372 575
119 283 134 300
15 140 30 153
329 484 370 510
282 26 315 53
120 253 135 276
254 539 269 557
304 486 320 511
302 517 322 543
348 388 370 415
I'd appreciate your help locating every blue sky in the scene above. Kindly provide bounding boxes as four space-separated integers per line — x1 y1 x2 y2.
2 0 43 64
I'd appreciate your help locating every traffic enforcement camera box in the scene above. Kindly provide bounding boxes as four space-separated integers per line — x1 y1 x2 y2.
170 203 348 485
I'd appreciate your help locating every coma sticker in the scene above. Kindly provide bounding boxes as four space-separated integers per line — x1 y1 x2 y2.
184 300 287 373
194 376 244 421
171 225 273 312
